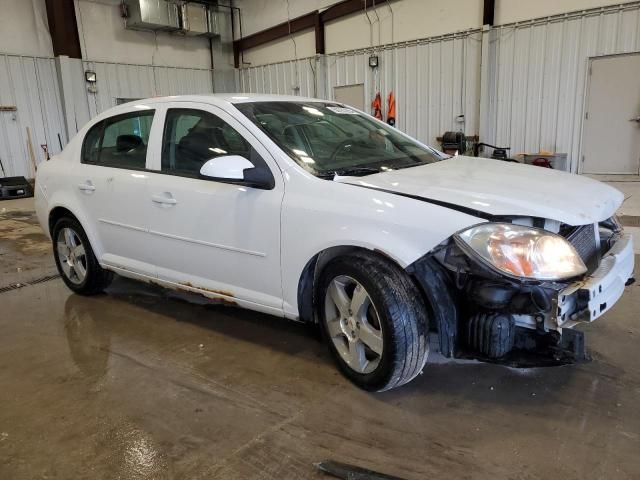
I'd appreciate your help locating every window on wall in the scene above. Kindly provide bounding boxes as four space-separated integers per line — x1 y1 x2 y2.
161 108 268 178
82 110 155 170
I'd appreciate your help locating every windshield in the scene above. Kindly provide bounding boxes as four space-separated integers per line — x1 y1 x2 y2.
235 101 444 177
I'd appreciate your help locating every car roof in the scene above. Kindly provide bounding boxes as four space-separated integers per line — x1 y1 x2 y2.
83 93 337 135
120 93 328 108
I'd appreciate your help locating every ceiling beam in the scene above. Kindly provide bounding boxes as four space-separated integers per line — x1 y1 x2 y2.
320 0 380 23
233 0 398 67
234 11 319 61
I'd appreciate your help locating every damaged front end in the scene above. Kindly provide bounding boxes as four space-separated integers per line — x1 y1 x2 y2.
408 217 635 365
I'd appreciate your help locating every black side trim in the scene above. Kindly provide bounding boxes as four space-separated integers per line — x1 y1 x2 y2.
343 182 496 220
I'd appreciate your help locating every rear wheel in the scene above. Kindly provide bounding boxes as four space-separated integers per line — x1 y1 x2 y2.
52 216 113 295
318 251 430 391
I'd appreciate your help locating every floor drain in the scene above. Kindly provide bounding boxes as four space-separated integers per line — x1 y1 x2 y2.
0 273 60 294
28 274 61 285
0 284 24 294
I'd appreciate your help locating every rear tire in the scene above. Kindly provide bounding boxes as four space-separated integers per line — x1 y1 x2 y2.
317 251 429 392
52 216 113 295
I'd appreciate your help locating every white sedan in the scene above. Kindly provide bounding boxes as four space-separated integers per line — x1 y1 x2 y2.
35 94 635 391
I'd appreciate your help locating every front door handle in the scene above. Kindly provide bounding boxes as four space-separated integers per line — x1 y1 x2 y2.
151 193 177 206
630 116 640 123
78 181 95 193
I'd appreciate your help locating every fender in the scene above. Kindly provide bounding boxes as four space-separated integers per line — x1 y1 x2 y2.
279 172 486 318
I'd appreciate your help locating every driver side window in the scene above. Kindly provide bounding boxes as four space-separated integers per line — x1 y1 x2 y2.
161 108 265 178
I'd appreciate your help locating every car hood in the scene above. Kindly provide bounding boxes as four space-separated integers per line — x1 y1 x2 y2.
337 156 624 225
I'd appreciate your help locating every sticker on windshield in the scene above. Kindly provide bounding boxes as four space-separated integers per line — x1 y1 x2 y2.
327 106 358 114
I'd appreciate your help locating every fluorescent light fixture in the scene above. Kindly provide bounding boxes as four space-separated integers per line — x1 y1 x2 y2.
209 147 227 154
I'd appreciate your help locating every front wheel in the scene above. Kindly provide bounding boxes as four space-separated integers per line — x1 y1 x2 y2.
52 216 113 295
317 251 430 391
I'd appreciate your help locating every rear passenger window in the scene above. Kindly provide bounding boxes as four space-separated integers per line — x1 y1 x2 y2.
82 121 103 163
161 108 262 178
81 110 155 169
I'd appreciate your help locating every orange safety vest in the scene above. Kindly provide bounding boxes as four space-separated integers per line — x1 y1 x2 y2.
372 93 383 120
387 92 396 126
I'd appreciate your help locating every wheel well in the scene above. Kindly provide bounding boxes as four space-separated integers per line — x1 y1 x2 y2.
407 255 459 357
296 246 459 356
48 207 76 236
296 246 404 324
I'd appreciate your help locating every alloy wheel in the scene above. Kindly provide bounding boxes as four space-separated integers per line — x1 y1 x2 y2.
324 275 384 374
56 227 87 285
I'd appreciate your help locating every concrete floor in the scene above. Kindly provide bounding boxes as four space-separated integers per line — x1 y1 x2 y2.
1 197 640 480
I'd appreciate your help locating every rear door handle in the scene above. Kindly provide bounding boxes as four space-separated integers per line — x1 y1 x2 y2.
78 181 95 193
151 194 177 205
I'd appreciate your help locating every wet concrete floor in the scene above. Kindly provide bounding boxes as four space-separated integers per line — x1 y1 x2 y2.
1 198 639 479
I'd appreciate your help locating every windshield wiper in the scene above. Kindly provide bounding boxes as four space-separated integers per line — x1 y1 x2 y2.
332 166 381 177
315 166 385 180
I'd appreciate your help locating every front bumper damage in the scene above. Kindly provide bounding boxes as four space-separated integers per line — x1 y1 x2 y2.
557 233 635 327
409 227 635 364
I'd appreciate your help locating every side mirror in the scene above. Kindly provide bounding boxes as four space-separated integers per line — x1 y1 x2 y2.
199 155 274 190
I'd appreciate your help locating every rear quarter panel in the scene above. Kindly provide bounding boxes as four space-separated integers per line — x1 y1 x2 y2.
34 135 106 259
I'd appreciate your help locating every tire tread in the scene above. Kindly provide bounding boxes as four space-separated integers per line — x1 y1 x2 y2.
52 216 113 295
319 251 430 391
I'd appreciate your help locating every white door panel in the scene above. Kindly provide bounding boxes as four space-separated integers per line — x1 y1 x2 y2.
582 54 640 174
74 107 161 276
147 176 283 308
146 102 284 310
74 164 156 276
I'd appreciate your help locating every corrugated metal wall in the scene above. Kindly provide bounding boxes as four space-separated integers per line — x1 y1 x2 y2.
82 60 215 118
237 30 482 148
0 54 66 178
238 57 325 99
0 57 215 178
486 2 640 172
237 3 640 169
5 3 640 178
325 30 482 147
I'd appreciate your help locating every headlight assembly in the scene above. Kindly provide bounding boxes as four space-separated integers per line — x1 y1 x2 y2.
454 223 587 281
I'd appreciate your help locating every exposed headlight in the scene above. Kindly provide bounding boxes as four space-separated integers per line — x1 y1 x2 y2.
454 223 587 281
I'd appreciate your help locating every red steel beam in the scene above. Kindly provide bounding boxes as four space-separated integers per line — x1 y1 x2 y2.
233 0 398 67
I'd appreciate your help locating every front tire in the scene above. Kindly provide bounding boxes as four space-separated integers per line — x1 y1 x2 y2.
317 251 429 391
52 216 113 295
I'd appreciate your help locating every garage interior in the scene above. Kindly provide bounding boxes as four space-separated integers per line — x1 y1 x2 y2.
1 0 640 478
